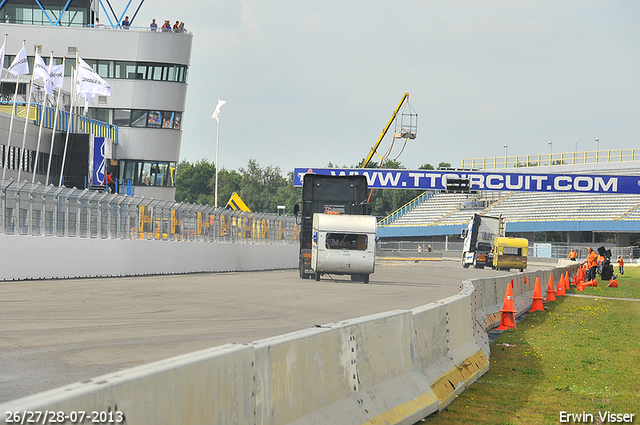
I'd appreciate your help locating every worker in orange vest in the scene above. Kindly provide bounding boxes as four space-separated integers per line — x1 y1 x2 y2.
617 255 624 275
568 249 577 261
585 247 598 281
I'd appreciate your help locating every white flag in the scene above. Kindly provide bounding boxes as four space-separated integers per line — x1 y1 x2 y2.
33 53 50 81
76 56 112 97
8 46 29 75
0 40 5 71
48 64 65 89
212 98 226 122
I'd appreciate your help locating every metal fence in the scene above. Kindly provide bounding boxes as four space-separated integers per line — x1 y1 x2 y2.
0 179 298 244
377 239 638 262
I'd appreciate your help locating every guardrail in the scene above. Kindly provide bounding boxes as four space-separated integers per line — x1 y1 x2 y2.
0 263 581 424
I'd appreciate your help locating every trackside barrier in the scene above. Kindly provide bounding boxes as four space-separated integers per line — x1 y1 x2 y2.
0 235 299 280
0 264 581 425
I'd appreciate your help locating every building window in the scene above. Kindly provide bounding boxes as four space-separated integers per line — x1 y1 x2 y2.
88 108 184 130
162 111 174 129
147 111 161 128
5 55 188 83
131 110 148 127
120 160 177 187
113 109 131 127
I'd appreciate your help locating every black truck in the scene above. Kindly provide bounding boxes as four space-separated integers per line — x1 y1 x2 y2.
295 174 371 279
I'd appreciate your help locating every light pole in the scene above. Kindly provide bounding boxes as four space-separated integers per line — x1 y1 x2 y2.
595 138 599 151
503 144 508 167
548 141 553 164
212 97 226 208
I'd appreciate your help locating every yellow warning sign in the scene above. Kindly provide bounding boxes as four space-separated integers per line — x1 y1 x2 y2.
226 192 250 212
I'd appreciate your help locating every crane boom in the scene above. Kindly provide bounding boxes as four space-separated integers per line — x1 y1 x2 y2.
361 93 409 168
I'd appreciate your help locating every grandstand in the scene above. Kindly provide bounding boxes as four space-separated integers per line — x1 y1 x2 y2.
377 149 640 244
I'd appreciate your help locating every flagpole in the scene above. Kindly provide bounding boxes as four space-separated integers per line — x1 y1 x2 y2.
3 40 26 180
32 51 53 184
214 118 219 208
59 52 78 187
17 46 39 182
211 97 225 208
0 34 7 109
46 56 64 186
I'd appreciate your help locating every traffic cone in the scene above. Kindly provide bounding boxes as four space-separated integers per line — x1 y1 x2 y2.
496 280 517 330
530 277 544 312
556 274 566 296
607 279 618 288
564 271 570 290
545 273 556 302
576 267 585 285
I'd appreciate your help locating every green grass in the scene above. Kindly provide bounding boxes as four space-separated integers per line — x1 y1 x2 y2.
421 267 640 425
576 265 640 299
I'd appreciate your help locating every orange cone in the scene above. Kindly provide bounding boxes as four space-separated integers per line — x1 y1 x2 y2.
545 273 556 302
556 274 566 296
607 279 618 288
577 283 585 291
564 271 570 290
530 277 545 312
579 267 586 284
496 280 517 330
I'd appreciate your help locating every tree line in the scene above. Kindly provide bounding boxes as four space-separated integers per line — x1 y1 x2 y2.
175 159 451 218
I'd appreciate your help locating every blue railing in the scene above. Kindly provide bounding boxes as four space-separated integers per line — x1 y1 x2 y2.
378 191 433 227
0 102 118 144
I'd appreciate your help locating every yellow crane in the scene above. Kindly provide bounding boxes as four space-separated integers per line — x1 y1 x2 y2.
361 93 417 168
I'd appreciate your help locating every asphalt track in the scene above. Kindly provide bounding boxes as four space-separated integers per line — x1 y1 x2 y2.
0 259 512 403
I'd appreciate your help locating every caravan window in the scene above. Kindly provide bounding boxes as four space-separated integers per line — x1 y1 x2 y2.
325 233 368 250
503 246 522 256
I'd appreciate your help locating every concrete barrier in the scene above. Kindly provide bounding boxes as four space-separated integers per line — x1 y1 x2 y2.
253 311 433 425
412 284 488 412
0 264 582 425
0 235 298 280
0 344 256 424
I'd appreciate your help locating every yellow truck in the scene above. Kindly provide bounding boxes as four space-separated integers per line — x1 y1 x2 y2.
492 237 528 271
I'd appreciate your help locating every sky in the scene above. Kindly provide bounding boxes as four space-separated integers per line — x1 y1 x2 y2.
121 1 639 176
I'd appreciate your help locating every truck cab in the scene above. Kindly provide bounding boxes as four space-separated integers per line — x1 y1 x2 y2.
461 213 503 269
296 174 371 279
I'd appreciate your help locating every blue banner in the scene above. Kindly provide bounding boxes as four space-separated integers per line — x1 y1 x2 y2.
92 136 108 186
293 168 640 194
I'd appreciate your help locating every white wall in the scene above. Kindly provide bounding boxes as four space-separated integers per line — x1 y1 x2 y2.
0 235 298 280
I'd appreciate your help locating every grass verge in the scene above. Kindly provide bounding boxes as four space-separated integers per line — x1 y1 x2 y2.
422 268 640 425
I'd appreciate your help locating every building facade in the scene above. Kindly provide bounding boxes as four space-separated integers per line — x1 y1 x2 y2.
0 0 192 200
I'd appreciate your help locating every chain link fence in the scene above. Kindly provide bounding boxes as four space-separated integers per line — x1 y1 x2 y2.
0 179 298 244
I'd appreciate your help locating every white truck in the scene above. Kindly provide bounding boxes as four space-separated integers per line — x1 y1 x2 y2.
311 213 377 283
461 213 504 269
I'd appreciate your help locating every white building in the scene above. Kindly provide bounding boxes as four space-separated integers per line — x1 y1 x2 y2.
0 0 193 200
